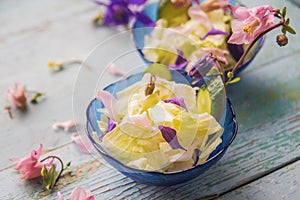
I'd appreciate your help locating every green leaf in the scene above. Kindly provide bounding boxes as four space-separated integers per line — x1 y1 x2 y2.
285 25 296 34
286 18 290 25
282 7 287 18
281 27 287 34
227 77 241 84
43 165 57 190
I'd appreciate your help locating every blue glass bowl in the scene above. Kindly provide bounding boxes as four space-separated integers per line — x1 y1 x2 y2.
132 0 265 74
86 71 238 186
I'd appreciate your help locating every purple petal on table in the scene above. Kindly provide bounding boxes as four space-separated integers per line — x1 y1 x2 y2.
227 43 244 62
96 90 118 120
164 97 188 111
134 12 156 27
188 53 216 78
159 126 186 151
200 28 228 40
168 49 189 70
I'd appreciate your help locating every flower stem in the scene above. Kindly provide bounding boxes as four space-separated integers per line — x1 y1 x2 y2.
40 155 64 187
228 21 285 80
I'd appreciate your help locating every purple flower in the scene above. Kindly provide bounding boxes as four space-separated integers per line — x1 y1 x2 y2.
188 54 216 78
158 126 186 151
200 28 228 40
93 0 155 27
164 97 188 111
168 50 189 70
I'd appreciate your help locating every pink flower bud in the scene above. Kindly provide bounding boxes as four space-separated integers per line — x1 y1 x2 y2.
7 82 27 109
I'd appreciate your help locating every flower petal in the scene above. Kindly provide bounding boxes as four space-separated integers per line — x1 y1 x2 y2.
71 133 94 154
57 192 64 200
96 90 118 121
134 12 156 27
158 126 186 150
200 28 228 40
69 186 95 200
99 117 117 142
227 43 244 62
52 120 76 132
164 97 188 111
107 64 126 76
168 49 188 70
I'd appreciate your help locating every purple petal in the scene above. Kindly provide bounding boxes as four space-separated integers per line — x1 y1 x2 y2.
164 97 188 111
134 12 156 27
188 54 216 78
158 126 186 151
104 4 133 26
106 117 117 133
201 28 228 40
227 43 244 62
126 0 147 5
168 50 189 70
100 117 116 142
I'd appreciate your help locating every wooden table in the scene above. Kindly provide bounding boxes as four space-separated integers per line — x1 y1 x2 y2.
0 0 299 199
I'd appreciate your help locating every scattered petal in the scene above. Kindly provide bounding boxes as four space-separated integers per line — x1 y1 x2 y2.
99 117 117 142
57 186 95 200
52 119 76 132
107 64 126 76
200 28 228 40
164 97 188 111
71 133 94 154
158 126 186 151
96 90 118 120
168 49 189 70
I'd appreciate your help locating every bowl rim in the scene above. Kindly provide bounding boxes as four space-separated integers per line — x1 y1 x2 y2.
85 95 238 175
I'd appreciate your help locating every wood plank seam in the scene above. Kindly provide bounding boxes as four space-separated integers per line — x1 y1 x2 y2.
199 155 300 200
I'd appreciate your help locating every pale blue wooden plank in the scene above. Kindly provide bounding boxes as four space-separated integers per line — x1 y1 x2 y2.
221 161 300 200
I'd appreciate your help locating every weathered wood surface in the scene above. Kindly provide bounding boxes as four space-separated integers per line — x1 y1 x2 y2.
0 0 299 199
221 161 300 200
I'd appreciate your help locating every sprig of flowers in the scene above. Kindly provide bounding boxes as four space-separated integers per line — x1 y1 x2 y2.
226 5 296 83
10 144 70 190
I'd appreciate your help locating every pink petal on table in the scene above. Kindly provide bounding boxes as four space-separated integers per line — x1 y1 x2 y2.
107 64 126 76
52 119 76 132
71 133 94 154
57 186 95 200
57 192 64 200
96 90 118 121
69 186 95 200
